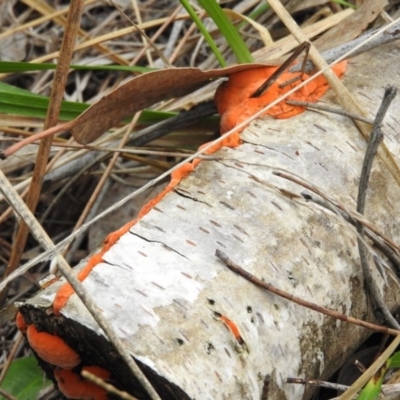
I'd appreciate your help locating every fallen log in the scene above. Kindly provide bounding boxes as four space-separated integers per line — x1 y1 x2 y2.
16 41 400 400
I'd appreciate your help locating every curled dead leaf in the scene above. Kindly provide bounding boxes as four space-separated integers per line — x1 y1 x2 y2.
71 64 267 144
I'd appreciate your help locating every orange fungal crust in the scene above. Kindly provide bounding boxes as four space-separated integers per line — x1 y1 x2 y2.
54 368 108 400
27 324 81 369
215 61 348 133
52 163 197 315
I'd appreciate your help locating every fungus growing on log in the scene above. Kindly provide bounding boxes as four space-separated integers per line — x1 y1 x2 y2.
214 61 347 133
54 367 109 400
26 324 81 369
15 312 27 334
82 365 111 380
50 63 349 317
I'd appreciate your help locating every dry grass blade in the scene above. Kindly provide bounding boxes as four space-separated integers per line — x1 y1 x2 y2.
313 0 388 51
254 8 354 63
22 0 128 65
81 370 139 400
16 14 192 66
338 334 400 400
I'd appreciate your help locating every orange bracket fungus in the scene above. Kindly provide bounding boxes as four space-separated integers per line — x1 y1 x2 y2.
82 365 111 380
26 324 81 369
15 312 27 334
54 367 109 400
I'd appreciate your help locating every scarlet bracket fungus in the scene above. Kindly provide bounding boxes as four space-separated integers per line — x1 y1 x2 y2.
15 312 27 333
54 368 108 400
26 324 81 369
82 365 111 380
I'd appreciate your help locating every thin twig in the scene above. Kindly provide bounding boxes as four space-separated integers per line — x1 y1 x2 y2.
357 86 397 215
285 100 374 124
338 335 400 399
215 249 400 336
355 85 399 329
0 388 17 400
302 193 400 276
81 371 139 400
250 41 310 98
0 169 161 400
357 240 398 328
109 0 171 67
0 122 72 160
287 377 349 392
273 171 400 254
0 333 23 384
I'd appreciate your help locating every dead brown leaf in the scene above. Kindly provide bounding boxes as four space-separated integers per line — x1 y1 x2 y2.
70 64 266 144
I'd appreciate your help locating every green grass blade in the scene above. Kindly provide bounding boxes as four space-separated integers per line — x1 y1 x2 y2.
179 0 227 67
332 0 357 9
0 61 154 74
388 351 400 368
237 3 269 29
0 82 174 123
0 82 85 120
197 0 254 64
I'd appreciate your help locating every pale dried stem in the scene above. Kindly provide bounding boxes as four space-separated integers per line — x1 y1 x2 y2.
338 335 400 399
81 371 139 400
131 4 182 65
0 333 23 385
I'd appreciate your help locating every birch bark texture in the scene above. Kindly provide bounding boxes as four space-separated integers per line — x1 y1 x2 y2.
20 42 400 400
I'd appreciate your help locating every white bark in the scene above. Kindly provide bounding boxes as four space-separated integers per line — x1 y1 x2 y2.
21 42 400 400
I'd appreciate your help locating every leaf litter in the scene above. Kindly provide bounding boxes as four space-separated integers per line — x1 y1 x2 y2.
1 1 399 399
